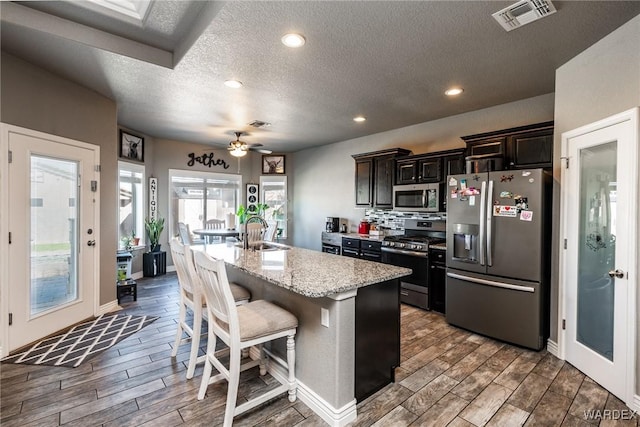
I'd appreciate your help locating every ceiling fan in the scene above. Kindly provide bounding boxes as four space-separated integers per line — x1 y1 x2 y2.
228 131 272 157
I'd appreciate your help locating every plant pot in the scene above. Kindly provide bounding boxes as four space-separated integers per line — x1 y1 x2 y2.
150 244 162 252
132 237 140 246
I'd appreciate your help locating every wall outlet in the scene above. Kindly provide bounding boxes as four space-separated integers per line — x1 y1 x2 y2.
321 308 329 327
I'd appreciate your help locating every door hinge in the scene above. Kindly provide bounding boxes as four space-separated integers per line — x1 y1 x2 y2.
562 319 566 330
91 180 98 192
560 156 569 169
94 165 101 172
9 313 12 326
8 150 12 164
8 232 11 244
563 239 567 250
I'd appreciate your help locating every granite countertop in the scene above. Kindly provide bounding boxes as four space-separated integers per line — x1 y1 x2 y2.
340 232 387 242
194 242 411 298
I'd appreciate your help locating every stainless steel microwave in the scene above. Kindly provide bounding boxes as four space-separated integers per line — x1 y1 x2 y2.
393 183 441 212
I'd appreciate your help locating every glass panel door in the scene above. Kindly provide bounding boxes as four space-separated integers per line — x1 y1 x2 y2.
577 142 617 360
30 155 79 315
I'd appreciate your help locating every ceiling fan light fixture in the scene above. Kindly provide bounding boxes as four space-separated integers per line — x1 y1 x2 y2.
228 131 249 157
230 146 247 157
224 80 243 89
281 33 306 48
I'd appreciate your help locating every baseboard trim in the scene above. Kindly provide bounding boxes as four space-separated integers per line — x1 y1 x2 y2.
631 394 640 412
546 339 559 357
98 300 121 315
263 349 357 426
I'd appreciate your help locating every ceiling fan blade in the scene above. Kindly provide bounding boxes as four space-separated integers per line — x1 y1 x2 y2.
253 148 273 154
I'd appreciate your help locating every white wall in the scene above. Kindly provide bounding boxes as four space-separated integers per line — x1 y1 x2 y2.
553 14 640 386
292 93 555 250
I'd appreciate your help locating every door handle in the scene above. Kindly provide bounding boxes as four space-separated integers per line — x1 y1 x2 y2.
87 240 96 247
608 269 625 279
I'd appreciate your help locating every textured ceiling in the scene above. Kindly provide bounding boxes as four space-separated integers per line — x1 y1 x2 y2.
2 1 640 153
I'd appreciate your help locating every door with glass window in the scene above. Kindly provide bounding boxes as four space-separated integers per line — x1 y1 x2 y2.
7 127 98 352
562 109 637 402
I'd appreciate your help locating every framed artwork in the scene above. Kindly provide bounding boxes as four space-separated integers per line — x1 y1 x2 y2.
120 130 144 162
262 155 285 174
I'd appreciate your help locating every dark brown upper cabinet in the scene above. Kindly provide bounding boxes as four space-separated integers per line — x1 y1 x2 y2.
353 148 412 208
395 149 465 185
462 121 554 170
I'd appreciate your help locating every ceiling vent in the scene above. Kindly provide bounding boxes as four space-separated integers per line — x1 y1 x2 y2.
492 0 556 32
248 120 271 128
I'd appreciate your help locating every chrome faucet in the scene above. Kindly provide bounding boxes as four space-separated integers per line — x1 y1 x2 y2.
243 215 269 249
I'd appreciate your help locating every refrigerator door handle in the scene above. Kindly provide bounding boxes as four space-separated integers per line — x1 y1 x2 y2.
479 181 487 266
446 272 535 293
486 180 494 266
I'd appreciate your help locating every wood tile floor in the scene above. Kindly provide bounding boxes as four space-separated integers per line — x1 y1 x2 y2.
1 273 636 426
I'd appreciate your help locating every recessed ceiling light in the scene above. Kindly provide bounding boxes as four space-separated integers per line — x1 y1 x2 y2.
281 33 306 48
353 116 366 122
224 80 243 89
445 87 464 96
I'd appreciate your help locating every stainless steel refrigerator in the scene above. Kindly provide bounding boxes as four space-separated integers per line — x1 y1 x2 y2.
445 168 551 350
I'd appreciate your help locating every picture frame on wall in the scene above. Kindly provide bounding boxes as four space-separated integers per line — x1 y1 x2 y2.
120 130 144 162
262 155 285 174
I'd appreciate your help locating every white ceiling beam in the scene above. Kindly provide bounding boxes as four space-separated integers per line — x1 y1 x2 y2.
1 2 173 69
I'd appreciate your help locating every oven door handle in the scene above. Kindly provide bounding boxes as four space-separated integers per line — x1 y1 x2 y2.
381 247 429 257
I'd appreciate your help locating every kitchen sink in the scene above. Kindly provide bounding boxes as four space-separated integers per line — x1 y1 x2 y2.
236 242 290 252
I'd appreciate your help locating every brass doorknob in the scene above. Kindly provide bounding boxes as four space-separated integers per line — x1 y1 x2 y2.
608 269 625 279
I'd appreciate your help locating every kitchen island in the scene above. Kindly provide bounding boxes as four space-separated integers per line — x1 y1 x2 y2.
194 242 411 427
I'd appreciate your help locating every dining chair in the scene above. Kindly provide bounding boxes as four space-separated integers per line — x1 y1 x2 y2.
177 222 193 245
169 238 250 379
193 250 297 427
245 222 263 245
204 219 225 243
264 221 278 242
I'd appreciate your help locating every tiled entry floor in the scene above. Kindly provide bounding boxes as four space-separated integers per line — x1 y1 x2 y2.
1 273 636 426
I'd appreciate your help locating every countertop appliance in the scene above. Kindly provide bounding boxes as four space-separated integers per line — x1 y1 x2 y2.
445 168 551 350
321 232 342 255
357 220 370 235
381 218 445 310
326 217 339 232
392 183 442 212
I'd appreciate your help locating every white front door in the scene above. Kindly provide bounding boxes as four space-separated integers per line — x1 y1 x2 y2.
5 125 99 352
561 108 638 402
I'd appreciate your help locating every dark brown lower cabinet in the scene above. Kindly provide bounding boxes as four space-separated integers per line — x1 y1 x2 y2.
354 279 400 402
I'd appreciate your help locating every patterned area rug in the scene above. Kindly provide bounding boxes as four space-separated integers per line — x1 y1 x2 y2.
1 314 158 367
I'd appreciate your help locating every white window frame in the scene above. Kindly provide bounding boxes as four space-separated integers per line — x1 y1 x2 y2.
168 169 242 238
118 161 145 248
260 175 288 239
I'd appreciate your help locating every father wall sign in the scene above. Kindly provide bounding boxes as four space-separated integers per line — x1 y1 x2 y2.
187 152 230 169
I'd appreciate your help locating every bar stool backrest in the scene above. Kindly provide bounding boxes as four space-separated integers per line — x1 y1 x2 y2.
193 251 239 338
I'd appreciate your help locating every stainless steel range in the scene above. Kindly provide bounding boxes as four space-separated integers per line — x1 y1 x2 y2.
381 218 445 310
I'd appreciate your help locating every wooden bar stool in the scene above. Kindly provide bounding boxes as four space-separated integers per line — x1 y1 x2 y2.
193 251 297 427
169 238 250 379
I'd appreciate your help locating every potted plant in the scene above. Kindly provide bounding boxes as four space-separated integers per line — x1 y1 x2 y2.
145 217 165 252
236 203 269 224
131 231 140 247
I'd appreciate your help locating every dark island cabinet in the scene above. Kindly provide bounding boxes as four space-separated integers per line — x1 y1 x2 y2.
353 148 411 208
462 121 554 170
